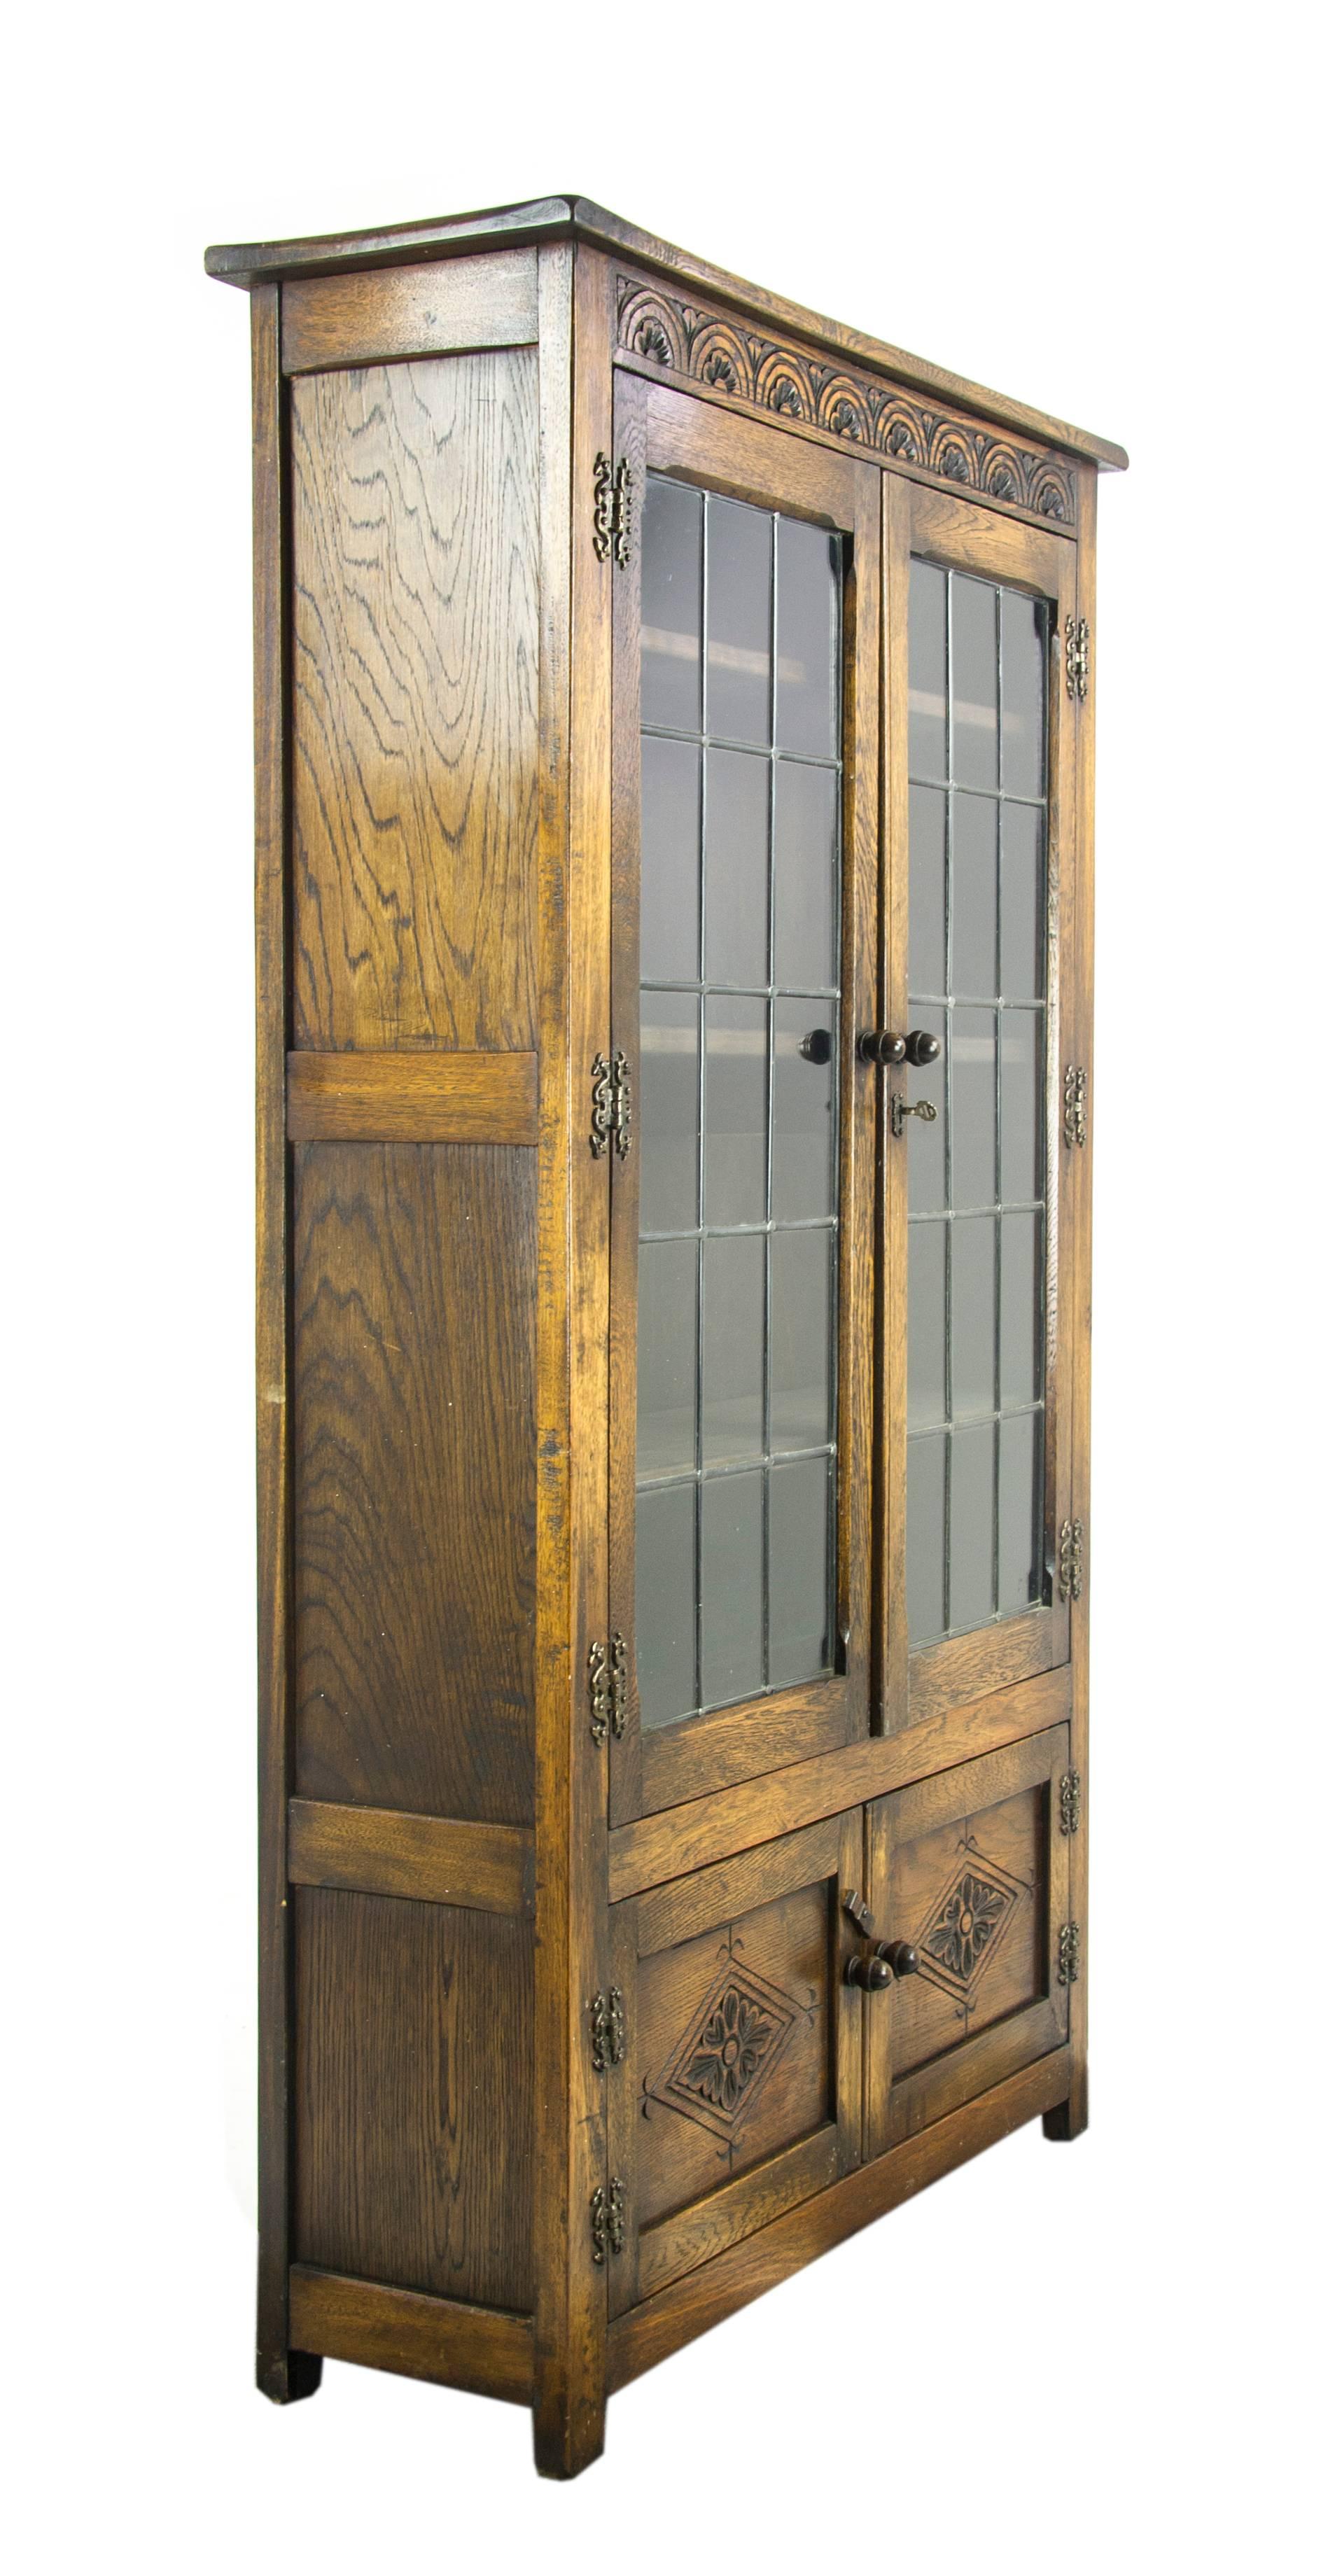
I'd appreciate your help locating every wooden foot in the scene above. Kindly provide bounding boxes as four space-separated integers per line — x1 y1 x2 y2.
532 2392 606 2480
1043 2066 1089 2142
258 2347 324 2404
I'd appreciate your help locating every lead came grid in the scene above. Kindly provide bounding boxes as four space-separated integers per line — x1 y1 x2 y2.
636 476 843 1730
905 559 1048 1648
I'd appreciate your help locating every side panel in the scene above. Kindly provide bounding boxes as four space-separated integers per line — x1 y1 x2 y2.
294 1889 533 2309
290 350 540 1050
291 1140 536 1823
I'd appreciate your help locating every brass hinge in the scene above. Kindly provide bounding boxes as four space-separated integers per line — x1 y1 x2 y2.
588 1986 627 2073
1058 1769 1082 1837
1058 1518 1084 1603
1063 1063 1088 1149
593 451 632 567
1065 615 1090 700
1057 1921 1082 1986
587 1634 629 1742
589 1051 631 1158
590 2178 627 2265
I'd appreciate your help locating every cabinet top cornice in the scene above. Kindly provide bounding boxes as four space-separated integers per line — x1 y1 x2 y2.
204 194 1128 474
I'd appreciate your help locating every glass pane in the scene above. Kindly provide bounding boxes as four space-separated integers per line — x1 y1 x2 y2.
767 1455 832 1687
774 761 838 991
641 734 700 983
951 1007 996 1209
999 1211 1040 1410
640 989 699 1234
703 1233 766 1465
770 1228 831 1454
704 746 769 988
909 785 946 998
950 1214 995 1419
1000 1009 1041 1203
998 1411 1039 1614
909 560 947 783
907 1433 946 1646
906 1003 948 1215
907 561 1048 1649
776 519 839 757
641 477 701 733
1000 803 1043 1000
948 1421 994 1632
907 1221 947 1431
636 1239 697 1477
1000 590 1046 799
704 995 768 1226
951 575 998 791
636 1483 697 1729
706 494 771 746
951 792 997 1000
636 484 843 1725
701 1472 764 1707
772 996 837 1224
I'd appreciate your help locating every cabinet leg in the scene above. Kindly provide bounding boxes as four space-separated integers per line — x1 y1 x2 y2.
532 2388 606 2480
258 2347 323 2404
1043 2065 1089 2142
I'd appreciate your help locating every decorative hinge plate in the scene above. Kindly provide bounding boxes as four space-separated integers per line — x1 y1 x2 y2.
1064 614 1090 700
588 1986 627 2073
587 1633 629 1742
1063 1063 1088 1149
1058 1769 1082 1837
1057 1921 1082 1986
1058 1518 1084 1603
593 451 632 567
590 2177 627 2265
589 1051 631 1158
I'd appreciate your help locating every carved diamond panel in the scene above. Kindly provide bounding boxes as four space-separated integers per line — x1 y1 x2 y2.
647 1958 802 2141
914 1851 1025 2000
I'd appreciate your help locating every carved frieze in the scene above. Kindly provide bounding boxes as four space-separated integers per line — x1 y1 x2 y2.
616 276 1077 526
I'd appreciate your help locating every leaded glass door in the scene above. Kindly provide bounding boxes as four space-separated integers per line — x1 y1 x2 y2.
882 483 1081 1730
608 379 881 1823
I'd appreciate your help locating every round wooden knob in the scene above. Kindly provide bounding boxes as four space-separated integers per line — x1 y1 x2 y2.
845 1953 895 1989
902 1030 941 1067
858 1030 907 1067
875 1940 920 1979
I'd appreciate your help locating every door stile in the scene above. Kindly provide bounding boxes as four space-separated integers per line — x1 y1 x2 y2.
877 473 913 1730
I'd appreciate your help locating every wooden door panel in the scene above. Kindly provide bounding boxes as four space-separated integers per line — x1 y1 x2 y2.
864 1726 1070 2156
606 1814 862 2313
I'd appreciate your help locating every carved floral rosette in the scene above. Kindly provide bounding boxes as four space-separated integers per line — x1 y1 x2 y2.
617 276 1075 526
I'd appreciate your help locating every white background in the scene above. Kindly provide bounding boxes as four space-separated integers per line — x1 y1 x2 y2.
6 4 1336 2568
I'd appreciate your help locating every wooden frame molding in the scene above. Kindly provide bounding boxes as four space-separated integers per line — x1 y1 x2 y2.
290 2269 533 2404
288 1800 534 1914
607 2050 1071 2393
286 1050 539 1144
281 246 540 374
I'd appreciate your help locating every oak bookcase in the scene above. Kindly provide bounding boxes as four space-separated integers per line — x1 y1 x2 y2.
206 197 1124 2477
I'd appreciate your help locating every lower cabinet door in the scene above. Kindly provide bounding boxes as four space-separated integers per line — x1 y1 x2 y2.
864 1726 1073 2158
604 1814 865 2315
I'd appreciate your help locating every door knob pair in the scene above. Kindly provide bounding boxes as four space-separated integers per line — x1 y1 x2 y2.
858 1028 941 1068
841 1890 919 1990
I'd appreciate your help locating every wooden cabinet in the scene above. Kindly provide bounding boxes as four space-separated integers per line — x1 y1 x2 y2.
207 195 1124 2477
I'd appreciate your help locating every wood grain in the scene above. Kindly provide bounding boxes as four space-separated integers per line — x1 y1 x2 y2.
292 1142 536 1823
288 1800 533 1913
282 249 539 374
609 1665 1070 1900
294 1889 533 2311
291 350 539 1050
286 1049 538 1143
289 2267 533 2403
606 2049 1072 2393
